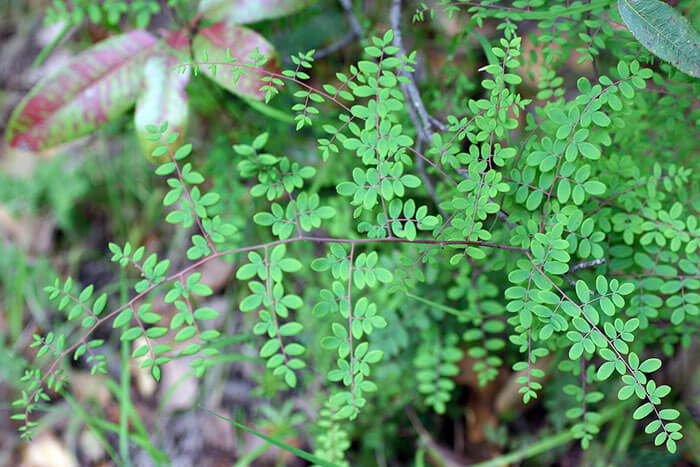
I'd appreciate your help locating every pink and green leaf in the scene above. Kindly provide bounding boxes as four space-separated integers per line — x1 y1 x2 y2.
134 52 190 161
192 22 279 101
6 30 159 151
198 0 316 24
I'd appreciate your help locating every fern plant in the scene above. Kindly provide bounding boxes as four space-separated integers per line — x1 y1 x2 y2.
8 0 700 463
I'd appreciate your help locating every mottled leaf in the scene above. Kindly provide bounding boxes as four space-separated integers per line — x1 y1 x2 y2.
135 32 191 159
192 22 279 100
618 0 700 77
7 30 159 151
198 0 315 24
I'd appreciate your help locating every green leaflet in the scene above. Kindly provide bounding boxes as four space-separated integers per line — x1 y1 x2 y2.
618 0 700 78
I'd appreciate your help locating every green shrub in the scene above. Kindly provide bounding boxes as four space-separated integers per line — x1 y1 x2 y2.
7 0 700 464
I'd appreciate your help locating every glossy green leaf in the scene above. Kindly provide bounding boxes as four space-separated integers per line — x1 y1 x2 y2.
618 0 700 77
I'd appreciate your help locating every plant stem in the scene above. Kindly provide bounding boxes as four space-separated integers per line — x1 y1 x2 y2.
63 392 121 464
472 405 625 466
119 268 131 466
30 21 73 72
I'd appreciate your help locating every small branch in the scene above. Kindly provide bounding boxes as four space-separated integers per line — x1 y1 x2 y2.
167 146 217 253
391 0 438 141
570 258 606 273
315 31 357 59
390 8 513 230
391 0 451 218
347 243 357 408
180 276 204 345
61 290 98 321
427 115 448 132
562 272 578 288
458 171 516 228
285 189 304 239
404 146 457 185
562 259 605 291
415 140 447 218
314 0 364 60
264 247 290 366
339 0 364 40
30 22 77 72
406 408 466 467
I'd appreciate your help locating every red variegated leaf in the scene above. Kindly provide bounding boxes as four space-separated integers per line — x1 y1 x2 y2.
134 53 190 161
198 0 315 24
192 22 279 100
163 29 192 55
6 30 159 151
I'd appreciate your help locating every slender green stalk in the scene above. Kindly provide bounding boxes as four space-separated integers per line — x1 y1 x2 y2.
105 380 149 441
63 392 122 465
101 139 133 466
119 268 131 466
405 291 473 318
200 406 336 467
470 30 498 66
243 98 295 123
7 252 26 341
233 441 272 467
472 405 625 467
30 21 72 72
476 430 575 467
89 418 169 464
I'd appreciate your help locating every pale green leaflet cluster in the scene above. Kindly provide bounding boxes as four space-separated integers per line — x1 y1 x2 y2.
501 41 685 450
414 333 463 414
111 123 234 383
311 244 391 419
236 243 307 388
312 401 351 466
